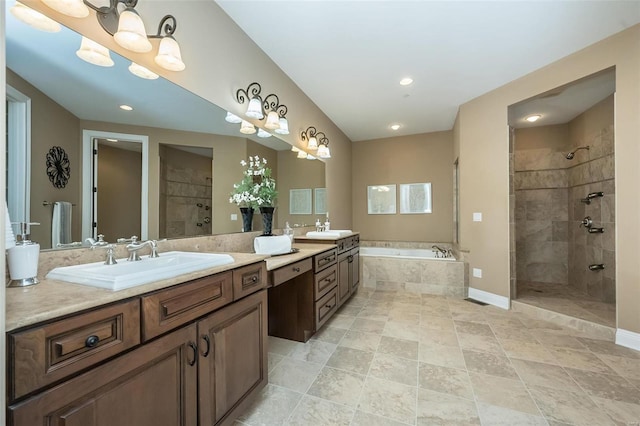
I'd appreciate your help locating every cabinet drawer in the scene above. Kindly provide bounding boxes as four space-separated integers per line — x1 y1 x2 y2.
272 258 312 287
142 272 233 341
315 264 338 300
314 248 337 272
233 262 267 299
9 299 140 401
315 287 338 330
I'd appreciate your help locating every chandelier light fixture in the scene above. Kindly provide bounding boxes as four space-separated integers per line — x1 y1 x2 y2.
235 82 290 135
13 0 186 74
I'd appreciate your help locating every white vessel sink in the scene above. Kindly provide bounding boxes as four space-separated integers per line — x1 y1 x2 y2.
305 230 353 239
45 251 235 291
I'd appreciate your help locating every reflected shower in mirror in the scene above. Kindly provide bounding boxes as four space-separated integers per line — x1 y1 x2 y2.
5 5 315 250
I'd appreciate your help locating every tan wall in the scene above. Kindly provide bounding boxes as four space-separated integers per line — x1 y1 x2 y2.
352 131 453 242
97 144 142 241
277 151 326 229
458 25 639 333
19 0 353 231
1 5 7 421
6 69 81 248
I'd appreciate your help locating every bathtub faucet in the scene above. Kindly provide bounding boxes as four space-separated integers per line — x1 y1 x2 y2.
432 245 448 258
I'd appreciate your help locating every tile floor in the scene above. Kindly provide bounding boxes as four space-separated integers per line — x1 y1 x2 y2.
235 288 640 426
517 281 616 328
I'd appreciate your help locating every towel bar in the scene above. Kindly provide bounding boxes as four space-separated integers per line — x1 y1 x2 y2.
42 201 76 206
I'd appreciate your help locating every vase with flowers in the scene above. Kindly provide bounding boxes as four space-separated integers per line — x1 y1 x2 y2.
229 156 278 234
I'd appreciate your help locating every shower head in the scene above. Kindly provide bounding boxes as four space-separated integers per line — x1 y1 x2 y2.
565 145 590 160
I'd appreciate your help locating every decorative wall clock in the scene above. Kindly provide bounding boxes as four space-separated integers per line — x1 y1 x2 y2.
46 146 71 189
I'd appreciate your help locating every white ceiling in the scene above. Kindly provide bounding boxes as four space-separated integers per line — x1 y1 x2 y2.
217 0 640 141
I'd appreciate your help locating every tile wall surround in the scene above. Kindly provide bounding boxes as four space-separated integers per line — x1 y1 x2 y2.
360 241 468 298
514 122 615 304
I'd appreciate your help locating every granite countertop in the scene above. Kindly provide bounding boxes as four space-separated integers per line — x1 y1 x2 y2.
6 252 267 332
264 243 337 271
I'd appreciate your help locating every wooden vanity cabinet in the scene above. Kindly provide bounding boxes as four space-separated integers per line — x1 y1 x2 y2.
8 263 268 426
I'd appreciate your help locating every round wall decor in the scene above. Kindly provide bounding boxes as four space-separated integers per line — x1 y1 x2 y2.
46 146 71 189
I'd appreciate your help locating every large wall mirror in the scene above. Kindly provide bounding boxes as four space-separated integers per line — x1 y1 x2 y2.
5 6 325 250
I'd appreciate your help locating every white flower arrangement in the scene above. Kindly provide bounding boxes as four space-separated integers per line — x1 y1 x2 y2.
229 156 277 208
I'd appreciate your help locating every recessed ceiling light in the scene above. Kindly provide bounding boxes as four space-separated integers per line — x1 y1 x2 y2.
525 114 542 123
399 77 413 86
119 104 133 111
390 124 401 131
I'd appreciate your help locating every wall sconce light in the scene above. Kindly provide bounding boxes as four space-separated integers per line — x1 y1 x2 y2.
225 112 243 124
239 120 257 135
235 82 290 135
128 62 159 80
296 150 308 159
301 126 331 159
76 36 114 67
10 2 61 32
35 0 186 71
301 126 319 150
317 139 331 159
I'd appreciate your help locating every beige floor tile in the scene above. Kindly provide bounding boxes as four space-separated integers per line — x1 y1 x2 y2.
419 328 459 347
339 330 381 352
351 318 387 334
369 353 418 386
499 338 558 364
577 337 640 359
358 377 417 425
483 314 526 329
420 314 455 331
528 385 615 425
307 366 366 407
337 305 362 317
547 347 618 374
454 320 495 336
530 330 588 350
596 353 640 381
592 396 640 425
236 384 302 426
326 346 375 375
287 395 354 426
288 339 337 364
457 332 505 356
476 402 548 426
566 367 640 404
416 388 480 425
267 352 284 373
268 357 323 393
421 304 452 319
491 325 539 343
510 358 582 392
383 321 421 341
388 311 421 326
326 313 357 330
418 342 466 369
450 311 488 323
351 410 411 426
311 325 347 344
356 307 390 321
418 362 474 400
469 372 541 415
521 318 564 331
462 349 519 379
267 336 300 356
378 335 419 360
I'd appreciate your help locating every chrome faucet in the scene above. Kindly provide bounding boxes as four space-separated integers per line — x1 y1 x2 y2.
432 245 447 256
86 235 117 265
125 236 160 261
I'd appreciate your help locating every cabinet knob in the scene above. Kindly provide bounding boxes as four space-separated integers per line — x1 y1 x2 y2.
85 335 100 348
252 275 258 283
293 267 300 273
325 304 333 309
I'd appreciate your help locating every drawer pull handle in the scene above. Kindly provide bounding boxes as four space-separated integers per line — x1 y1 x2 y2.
85 335 100 348
293 267 300 272
252 276 258 283
187 342 197 366
201 335 211 358
325 303 334 308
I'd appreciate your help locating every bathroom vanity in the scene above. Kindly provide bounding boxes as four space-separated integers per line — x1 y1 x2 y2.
6 253 268 426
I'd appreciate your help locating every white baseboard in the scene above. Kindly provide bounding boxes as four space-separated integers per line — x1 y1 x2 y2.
616 328 640 351
468 287 509 310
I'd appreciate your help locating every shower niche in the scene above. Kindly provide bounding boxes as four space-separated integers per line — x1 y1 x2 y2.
508 67 616 328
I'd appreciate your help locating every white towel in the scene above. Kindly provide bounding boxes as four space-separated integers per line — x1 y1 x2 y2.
52 201 73 247
4 200 15 249
254 235 292 255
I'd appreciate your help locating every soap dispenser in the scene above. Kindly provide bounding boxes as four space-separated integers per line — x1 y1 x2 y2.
8 222 40 287
324 212 330 232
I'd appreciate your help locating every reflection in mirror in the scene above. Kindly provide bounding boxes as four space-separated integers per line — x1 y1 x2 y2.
5 6 323 250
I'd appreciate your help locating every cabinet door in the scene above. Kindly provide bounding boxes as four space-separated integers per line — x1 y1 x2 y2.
350 249 360 294
337 251 351 306
198 290 268 426
9 324 198 426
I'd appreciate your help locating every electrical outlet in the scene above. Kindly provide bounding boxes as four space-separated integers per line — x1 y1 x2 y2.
473 268 482 278
473 212 482 222
231 214 238 221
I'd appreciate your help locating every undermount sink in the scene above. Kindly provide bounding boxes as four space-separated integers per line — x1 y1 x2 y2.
45 251 235 291
305 230 353 239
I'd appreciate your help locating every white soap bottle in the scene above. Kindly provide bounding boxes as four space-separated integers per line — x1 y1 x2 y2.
324 212 330 231
284 221 294 242
8 222 41 287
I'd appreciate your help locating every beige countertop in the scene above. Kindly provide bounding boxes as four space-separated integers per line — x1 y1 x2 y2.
264 243 336 271
6 252 267 332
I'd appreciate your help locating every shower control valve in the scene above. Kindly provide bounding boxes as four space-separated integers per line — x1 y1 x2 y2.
580 216 593 228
